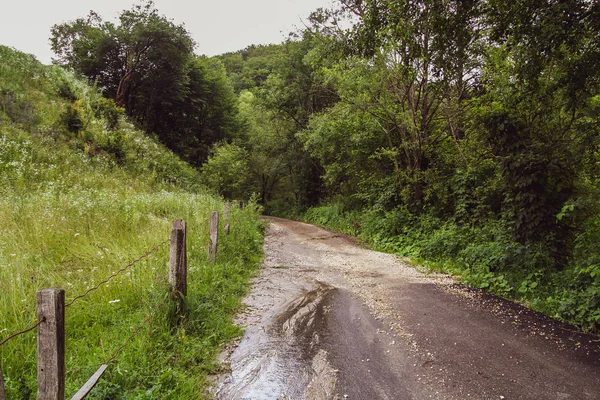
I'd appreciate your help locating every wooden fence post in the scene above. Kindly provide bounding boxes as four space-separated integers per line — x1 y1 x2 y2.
208 212 219 263
169 220 187 314
224 202 231 234
0 363 7 400
37 288 65 400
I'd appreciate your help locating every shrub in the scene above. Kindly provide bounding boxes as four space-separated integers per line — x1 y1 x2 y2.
62 101 85 133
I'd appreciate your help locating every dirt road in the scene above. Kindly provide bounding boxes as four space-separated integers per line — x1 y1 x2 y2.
215 217 600 400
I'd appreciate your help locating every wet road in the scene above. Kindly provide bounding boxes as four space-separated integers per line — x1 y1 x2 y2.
215 217 600 400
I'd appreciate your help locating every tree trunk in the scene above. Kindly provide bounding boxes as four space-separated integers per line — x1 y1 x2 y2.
116 69 135 110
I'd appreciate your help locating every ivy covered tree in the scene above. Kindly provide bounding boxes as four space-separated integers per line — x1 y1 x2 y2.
478 0 600 267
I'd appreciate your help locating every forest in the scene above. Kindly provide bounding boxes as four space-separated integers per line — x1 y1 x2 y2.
48 0 600 333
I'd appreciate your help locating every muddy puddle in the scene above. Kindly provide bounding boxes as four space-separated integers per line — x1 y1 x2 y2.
216 279 338 400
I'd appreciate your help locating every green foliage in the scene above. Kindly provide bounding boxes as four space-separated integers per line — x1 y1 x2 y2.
215 0 600 333
218 44 282 93
214 36 338 209
299 72 393 205
239 90 298 206
201 142 250 198
474 39 594 268
89 96 122 131
49 1 240 166
148 56 241 166
62 100 86 133
552 264 600 332
0 46 263 398
0 89 41 129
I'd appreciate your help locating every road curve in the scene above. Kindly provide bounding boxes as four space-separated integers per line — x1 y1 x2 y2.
215 217 600 400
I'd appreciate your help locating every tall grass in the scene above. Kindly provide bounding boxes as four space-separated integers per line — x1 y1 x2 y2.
0 46 263 398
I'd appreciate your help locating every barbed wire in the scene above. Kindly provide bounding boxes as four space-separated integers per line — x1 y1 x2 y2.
102 291 171 365
3 214 222 348
66 239 170 307
0 318 45 347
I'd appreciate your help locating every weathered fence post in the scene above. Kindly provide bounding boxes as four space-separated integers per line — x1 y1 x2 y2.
37 288 65 400
208 212 219 263
224 202 231 234
169 220 187 314
0 363 7 400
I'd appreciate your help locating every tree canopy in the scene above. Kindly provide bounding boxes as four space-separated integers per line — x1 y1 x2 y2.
203 0 600 331
50 1 239 165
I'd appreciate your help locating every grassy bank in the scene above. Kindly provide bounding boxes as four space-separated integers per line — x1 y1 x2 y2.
0 46 263 399
296 204 600 334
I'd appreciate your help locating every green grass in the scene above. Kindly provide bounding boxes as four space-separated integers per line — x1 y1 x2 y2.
0 46 263 399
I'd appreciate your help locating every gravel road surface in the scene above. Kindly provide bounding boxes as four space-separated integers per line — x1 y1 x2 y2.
215 217 600 400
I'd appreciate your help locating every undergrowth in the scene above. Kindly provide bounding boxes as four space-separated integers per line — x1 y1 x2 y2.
0 46 263 399
299 204 600 334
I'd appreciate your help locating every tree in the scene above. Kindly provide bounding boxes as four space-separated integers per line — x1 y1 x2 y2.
255 34 340 207
51 1 193 111
50 1 239 165
218 45 282 93
143 56 240 165
200 142 250 198
305 0 483 212
238 90 295 205
477 0 600 268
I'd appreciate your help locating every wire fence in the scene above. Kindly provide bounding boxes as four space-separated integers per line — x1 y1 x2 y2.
0 208 234 399
0 318 45 347
0 239 171 400
0 212 222 348
65 239 170 307
0 240 170 348
101 291 171 366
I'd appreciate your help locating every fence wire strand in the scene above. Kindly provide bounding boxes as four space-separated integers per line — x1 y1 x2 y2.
1 239 170 347
102 291 171 365
0 318 45 347
4 214 222 355
66 239 170 307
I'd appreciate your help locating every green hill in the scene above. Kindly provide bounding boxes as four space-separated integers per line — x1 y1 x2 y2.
0 46 262 399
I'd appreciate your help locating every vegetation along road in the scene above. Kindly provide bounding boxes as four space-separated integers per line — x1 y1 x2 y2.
216 218 600 400
4 0 600 397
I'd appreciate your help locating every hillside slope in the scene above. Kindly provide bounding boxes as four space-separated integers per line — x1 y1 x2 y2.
0 46 262 399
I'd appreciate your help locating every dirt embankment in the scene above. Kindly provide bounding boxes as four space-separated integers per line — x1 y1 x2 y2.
215 217 600 400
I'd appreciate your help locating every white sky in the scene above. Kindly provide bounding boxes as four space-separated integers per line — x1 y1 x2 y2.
0 0 334 64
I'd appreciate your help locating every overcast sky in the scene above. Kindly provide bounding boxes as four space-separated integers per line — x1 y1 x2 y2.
0 0 334 64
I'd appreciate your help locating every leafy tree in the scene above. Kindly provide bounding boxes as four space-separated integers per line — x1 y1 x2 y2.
303 0 483 212
143 56 240 165
218 45 281 93
255 34 340 207
237 91 293 205
51 1 193 111
200 142 250 198
478 0 600 268
50 1 239 165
